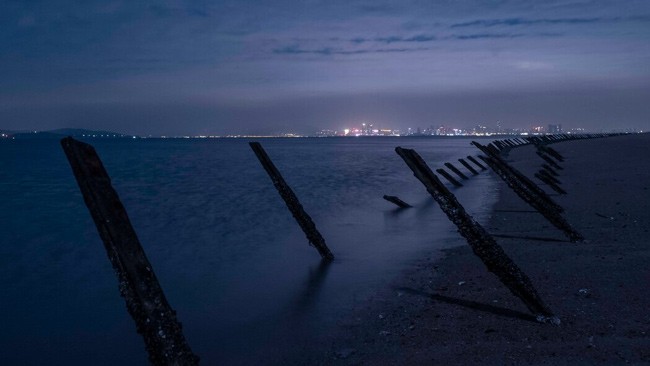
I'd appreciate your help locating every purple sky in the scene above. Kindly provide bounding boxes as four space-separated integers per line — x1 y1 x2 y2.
1 0 649 135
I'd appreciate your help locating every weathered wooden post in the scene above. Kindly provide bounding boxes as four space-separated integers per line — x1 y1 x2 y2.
543 146 564 162
60 137 199 366
537 151 563 170
436 168 463 187
467 156 486 170
541 164 559 177
444 162 469 180
249 142 334 261
473 142 564 213
478 155 583 242
458 158 479 175
395 147 559 324
383 195 412 208
535 172 567 195
538 169 561 185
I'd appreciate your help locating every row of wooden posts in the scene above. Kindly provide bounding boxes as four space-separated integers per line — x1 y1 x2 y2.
60 132 623 365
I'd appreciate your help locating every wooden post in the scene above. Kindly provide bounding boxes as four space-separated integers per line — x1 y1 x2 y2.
249 142 334 261
535 173 567 195
444 162 469 180
538 169 561 185
537 151 563 170
458 158 479 175
395 147 559 324
467 156 486 170
473 142 564 214
60 137 199 366
383 195 412 208
541 164 559 177
436 168 463 187
543 146 564 162
478 155 583 242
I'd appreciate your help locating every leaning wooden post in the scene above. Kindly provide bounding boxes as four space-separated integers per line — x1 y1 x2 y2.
537 151 563 170
473 142 563 213
541 164 559 177
458 158 479 175
479 155 583 242
444 162 469 180
395 147 558 324
436 168 463 187
383 195 412 208
467 156 486 170
249 142 334 261
60 137 199 366
535 172 567 195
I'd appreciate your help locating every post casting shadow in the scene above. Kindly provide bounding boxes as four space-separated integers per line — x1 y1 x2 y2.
396 287 537 323
492 234 568 243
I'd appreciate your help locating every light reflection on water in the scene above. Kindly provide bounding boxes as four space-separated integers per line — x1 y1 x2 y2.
0 137 498 365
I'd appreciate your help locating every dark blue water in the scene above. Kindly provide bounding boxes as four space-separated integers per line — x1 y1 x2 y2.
0 137 498 365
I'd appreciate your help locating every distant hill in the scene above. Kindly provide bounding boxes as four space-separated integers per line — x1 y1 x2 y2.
2 128 137 139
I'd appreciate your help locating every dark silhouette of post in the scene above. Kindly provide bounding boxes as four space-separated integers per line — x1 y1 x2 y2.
458 158 479 175
537 151 563 170
535 172 567 194
60 137 199 366
436 168 463 187
383 195 412 208
478 155 583 242
395 146 558 324
444 162 469 180
473 142 563 213
542 164 559 177
467 156 486 170
249 142 334 261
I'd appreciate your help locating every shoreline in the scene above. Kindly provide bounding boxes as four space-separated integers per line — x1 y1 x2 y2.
327 133 650 365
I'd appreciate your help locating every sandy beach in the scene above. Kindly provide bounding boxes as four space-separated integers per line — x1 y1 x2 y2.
328 133 650 365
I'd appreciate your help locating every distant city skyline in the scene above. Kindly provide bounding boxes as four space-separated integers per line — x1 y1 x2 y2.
1 1 649 135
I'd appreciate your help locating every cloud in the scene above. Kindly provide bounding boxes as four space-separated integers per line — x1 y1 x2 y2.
272 45 429 55
453 33 524 40
451 15 650 28
513 61 554 70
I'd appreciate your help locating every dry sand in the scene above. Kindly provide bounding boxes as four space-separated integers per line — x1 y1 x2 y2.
327 133 650 365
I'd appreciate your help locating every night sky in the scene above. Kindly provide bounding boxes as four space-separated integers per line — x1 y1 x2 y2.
1 0 649 135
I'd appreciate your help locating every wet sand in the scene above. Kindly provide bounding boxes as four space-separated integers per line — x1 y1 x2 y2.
328 133 650 365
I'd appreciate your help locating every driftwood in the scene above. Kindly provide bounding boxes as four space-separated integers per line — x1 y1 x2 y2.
249 142 334 261
395 146 559 324
60 137 199 366
444 162 469 180
383 195 412 208
458 158 479 175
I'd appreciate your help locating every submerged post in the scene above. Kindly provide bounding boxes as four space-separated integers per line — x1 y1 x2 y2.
60 137 199 366
383 195 412 208
249 142 334 261
395 147 558 324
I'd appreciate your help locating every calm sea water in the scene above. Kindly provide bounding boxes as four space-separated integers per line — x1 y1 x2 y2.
0 136 498 365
